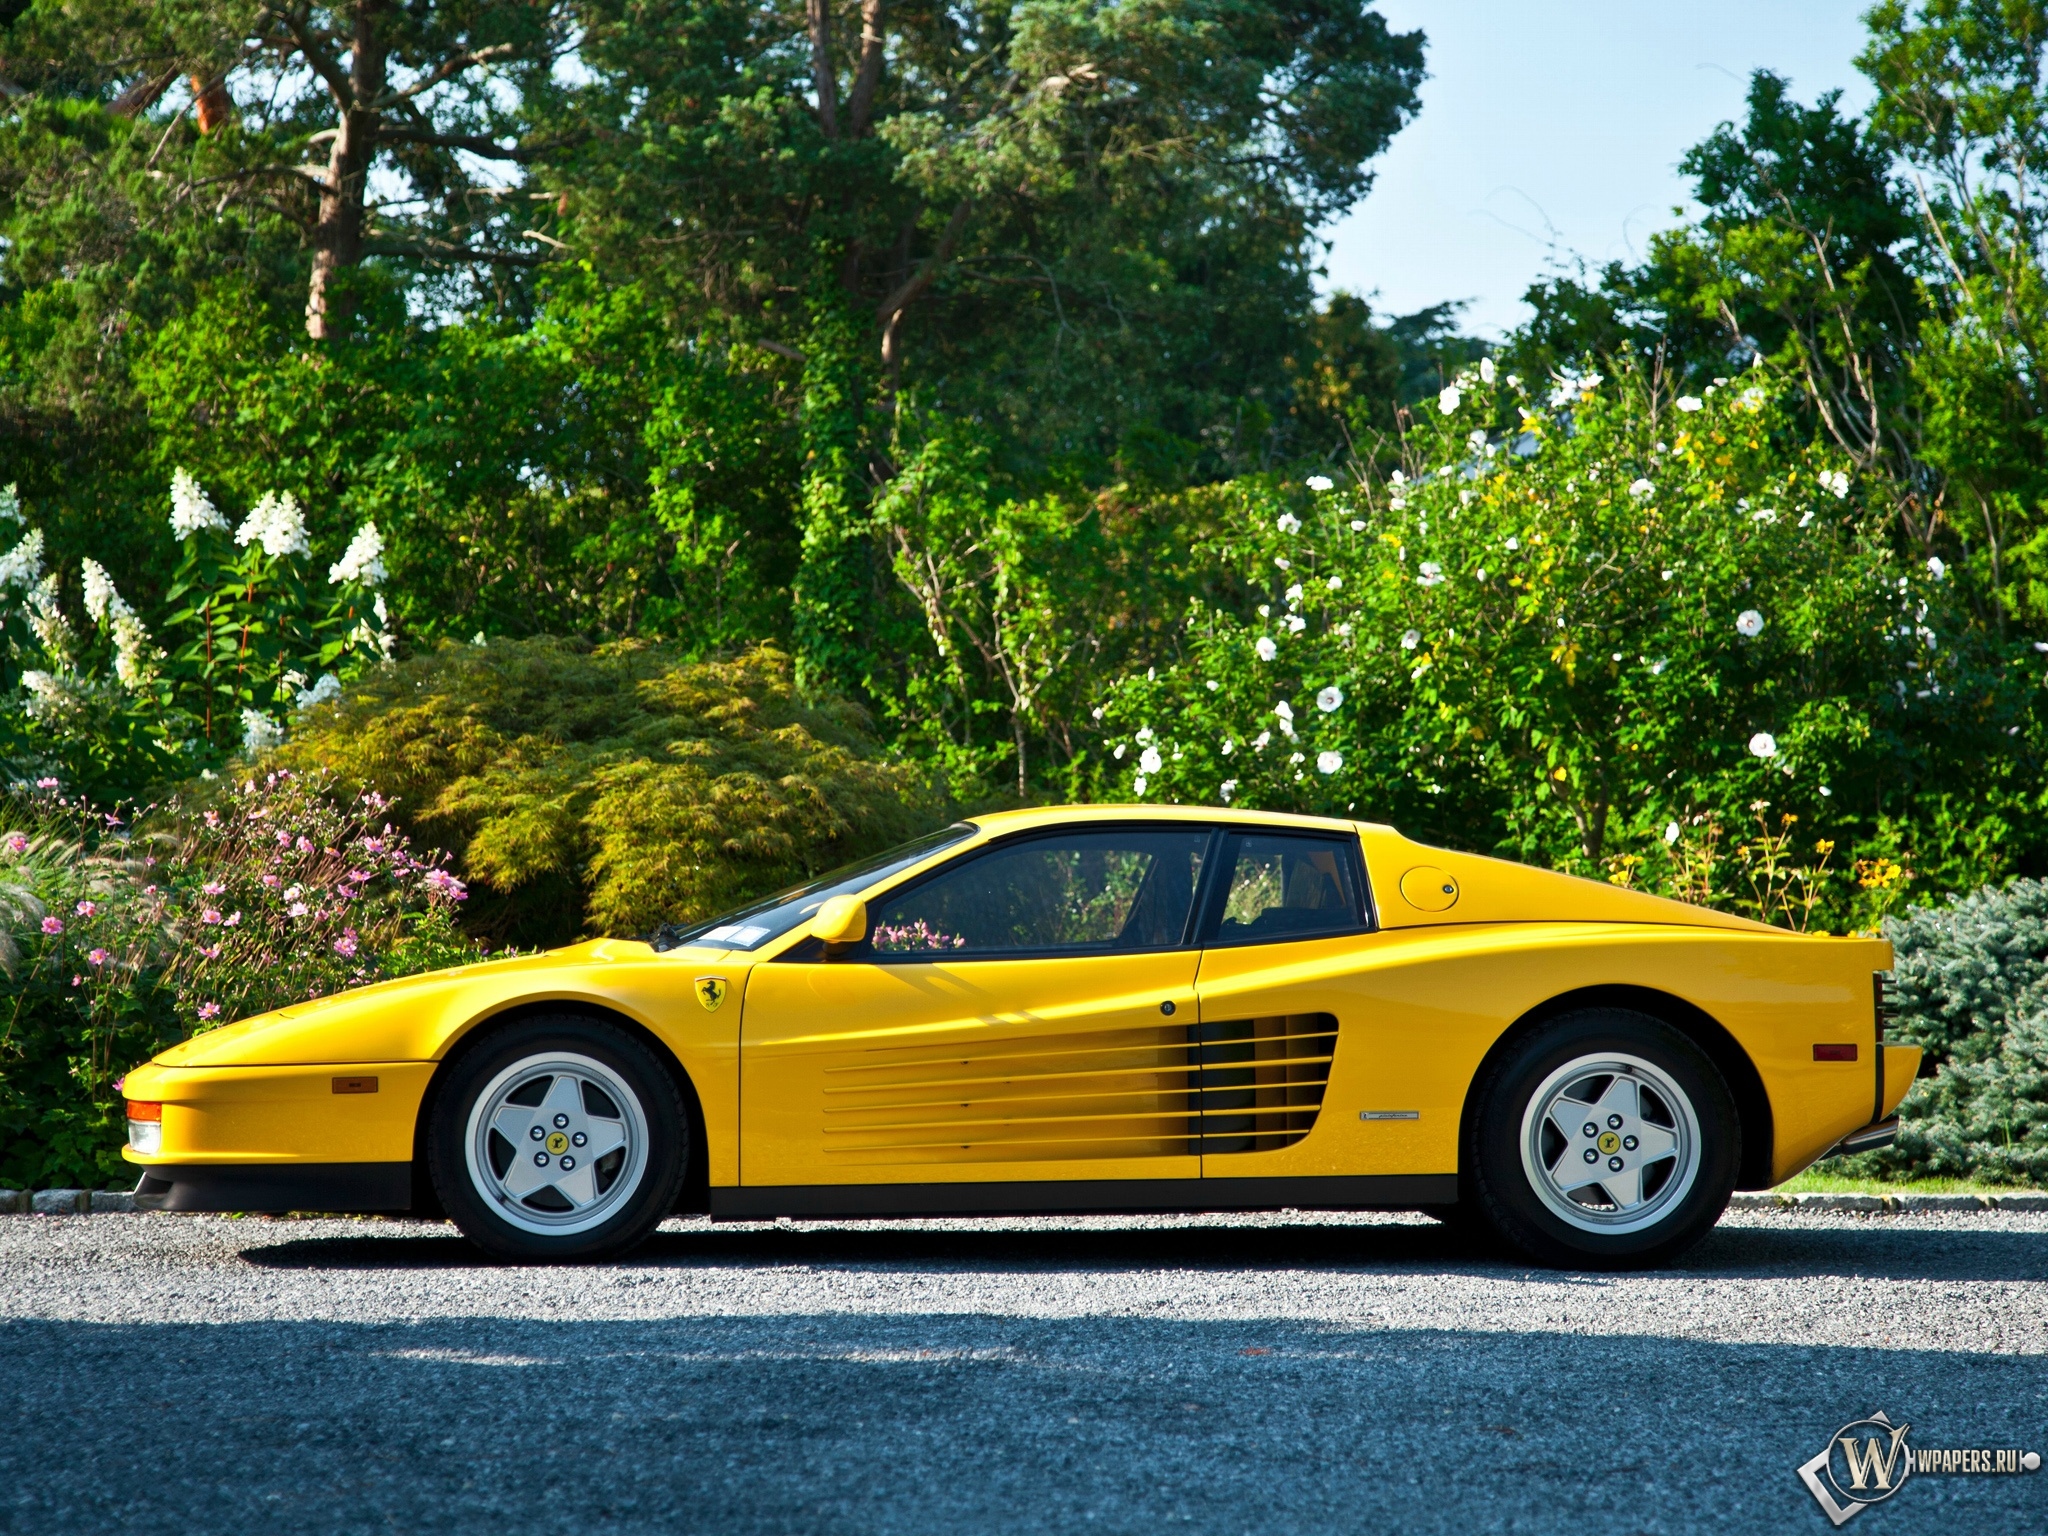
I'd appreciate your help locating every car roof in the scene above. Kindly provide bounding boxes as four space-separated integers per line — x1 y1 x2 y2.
965 804 1375 836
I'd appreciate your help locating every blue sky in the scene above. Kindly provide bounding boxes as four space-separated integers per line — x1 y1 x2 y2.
1322 2 1879 338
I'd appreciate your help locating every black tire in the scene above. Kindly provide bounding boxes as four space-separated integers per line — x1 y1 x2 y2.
1464 1008 1738 1269
428 1015 689 1262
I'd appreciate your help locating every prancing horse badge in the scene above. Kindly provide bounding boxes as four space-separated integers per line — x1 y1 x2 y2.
694 976 728 1012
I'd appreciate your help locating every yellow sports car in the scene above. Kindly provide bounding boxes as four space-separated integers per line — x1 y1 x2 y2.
119 806 1916 1267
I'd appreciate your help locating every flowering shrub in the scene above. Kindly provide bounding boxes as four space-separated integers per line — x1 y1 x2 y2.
0 475 391 798
871 918 968 952
0 773 480 1189
1092 366 2018 931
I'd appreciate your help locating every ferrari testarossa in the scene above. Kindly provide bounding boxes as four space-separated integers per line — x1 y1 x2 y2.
119 806 1917 1266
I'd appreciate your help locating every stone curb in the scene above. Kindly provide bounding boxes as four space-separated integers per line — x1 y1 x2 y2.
1729 1191 2048 1213
0 1189 141 1214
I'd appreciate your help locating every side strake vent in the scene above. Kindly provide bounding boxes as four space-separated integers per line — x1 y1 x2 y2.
820 1014 1338 1165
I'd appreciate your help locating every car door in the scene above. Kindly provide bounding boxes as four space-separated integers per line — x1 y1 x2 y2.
1191 827 1420 1180
741 824 1213 1189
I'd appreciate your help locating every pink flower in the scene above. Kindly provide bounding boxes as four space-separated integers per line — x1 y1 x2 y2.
288 902 309 918
4 832 26 855
202 882 225 896
362 839 385 855
201 909 222 925
423 869 468 901
74 900 97 918
70 974 82 987
87 948 109 966
34 777 58 789
203 810 219 828
296 836 313 854
40 916 62 935
347 869 370 884
333 930 358 958
261 874 281 888
275 830 291 846
103 812 121 827
199 945 221 960
223 911 242 927
198 1002 220 1019
143 885 157 896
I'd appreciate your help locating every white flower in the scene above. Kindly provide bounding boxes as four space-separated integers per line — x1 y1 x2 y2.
240 708 284 755
1254 637 1278 662
1133 775 1148 795
1823 470 1850 498
1274 556 1291 571
1113 743 1126 760
1389 497 1406 510
1738 386 1765 410
295 673 343 712
1253 731 1271 749
1819 785 1833 798
1927 557 1946 580
1326 576 1342 592
236 491 311 559
110 609 158 690
1400 629 1420 650
1220 738 1235 756
169 468 228 540
1676 395 1703 412
1205 679 1219 692
1316 750 1344 774
1504 536 1519 551
1285 614 1307 633
1316 686 1343 713
1139 746 1163 775
1748 731 1778 759
1437 385 1462 414
1285 583 1304 605
1349 519 1366 532
329 521 387 587
0 483 18 524
1479 357 1496 385
1219 778 1238 803
1274 700 1296 737
1257 603 1270 618
1277 512 1302 534
1663 821 1681 845
1135 727 1155 744
1333 622 1352 636
0 528 44 590
1305 476 1333 493
1629 478 1655 498
81 558 123 623
1736 609 1765 638
1417 561 1445 588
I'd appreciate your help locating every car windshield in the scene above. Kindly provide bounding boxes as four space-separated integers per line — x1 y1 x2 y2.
646 824 979 952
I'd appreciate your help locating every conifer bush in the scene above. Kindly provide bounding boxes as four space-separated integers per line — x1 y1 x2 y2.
1843 880 2048 1184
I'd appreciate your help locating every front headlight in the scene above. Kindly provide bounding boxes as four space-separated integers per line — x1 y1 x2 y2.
126 1101 161 1155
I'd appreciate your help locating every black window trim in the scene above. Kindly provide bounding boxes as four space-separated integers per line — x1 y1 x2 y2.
1193 826 1377 950
837 819 1226 965
774 819 1378 964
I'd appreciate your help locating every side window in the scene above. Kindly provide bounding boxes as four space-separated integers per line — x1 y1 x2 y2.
1206 833 1367 945
865 829 1211 959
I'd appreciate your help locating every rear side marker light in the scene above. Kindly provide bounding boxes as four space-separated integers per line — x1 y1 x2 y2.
125 1100 162 1155
332 1076 379 1094
1813 1043 1859 1062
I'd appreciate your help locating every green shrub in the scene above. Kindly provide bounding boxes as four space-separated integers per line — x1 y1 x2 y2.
1842 879 2048 1184
0 774 478 1189
279 638 947 945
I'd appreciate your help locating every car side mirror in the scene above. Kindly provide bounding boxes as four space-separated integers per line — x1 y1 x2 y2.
809 895 867 948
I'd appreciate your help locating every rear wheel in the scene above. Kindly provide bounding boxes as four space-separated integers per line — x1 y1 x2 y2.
429 1016 688 1261
1465 1008 1737 1269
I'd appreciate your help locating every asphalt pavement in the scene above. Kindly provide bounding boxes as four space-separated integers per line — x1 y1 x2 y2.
2 1208 2045 1535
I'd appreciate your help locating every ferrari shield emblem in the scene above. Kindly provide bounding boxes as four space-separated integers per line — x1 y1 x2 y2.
694 976 728 1012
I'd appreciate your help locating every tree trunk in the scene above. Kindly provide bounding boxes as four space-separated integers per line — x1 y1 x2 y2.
305 4 388 340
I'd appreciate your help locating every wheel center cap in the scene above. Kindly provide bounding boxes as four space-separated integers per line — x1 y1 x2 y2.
1597 1130 1622 1155
545 1131 570 1155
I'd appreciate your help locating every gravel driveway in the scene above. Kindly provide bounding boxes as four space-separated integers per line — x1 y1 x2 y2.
3 1209 2045 1534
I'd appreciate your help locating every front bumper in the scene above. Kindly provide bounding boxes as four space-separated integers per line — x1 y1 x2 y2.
133 1162 413 1213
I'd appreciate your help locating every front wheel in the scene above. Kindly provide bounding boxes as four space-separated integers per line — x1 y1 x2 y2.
1465 1009 1738 1269
429 1015 689 1261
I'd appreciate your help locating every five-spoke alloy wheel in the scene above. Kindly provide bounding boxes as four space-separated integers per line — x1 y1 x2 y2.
1466 1008 1737 1268
431 1016 688 1261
